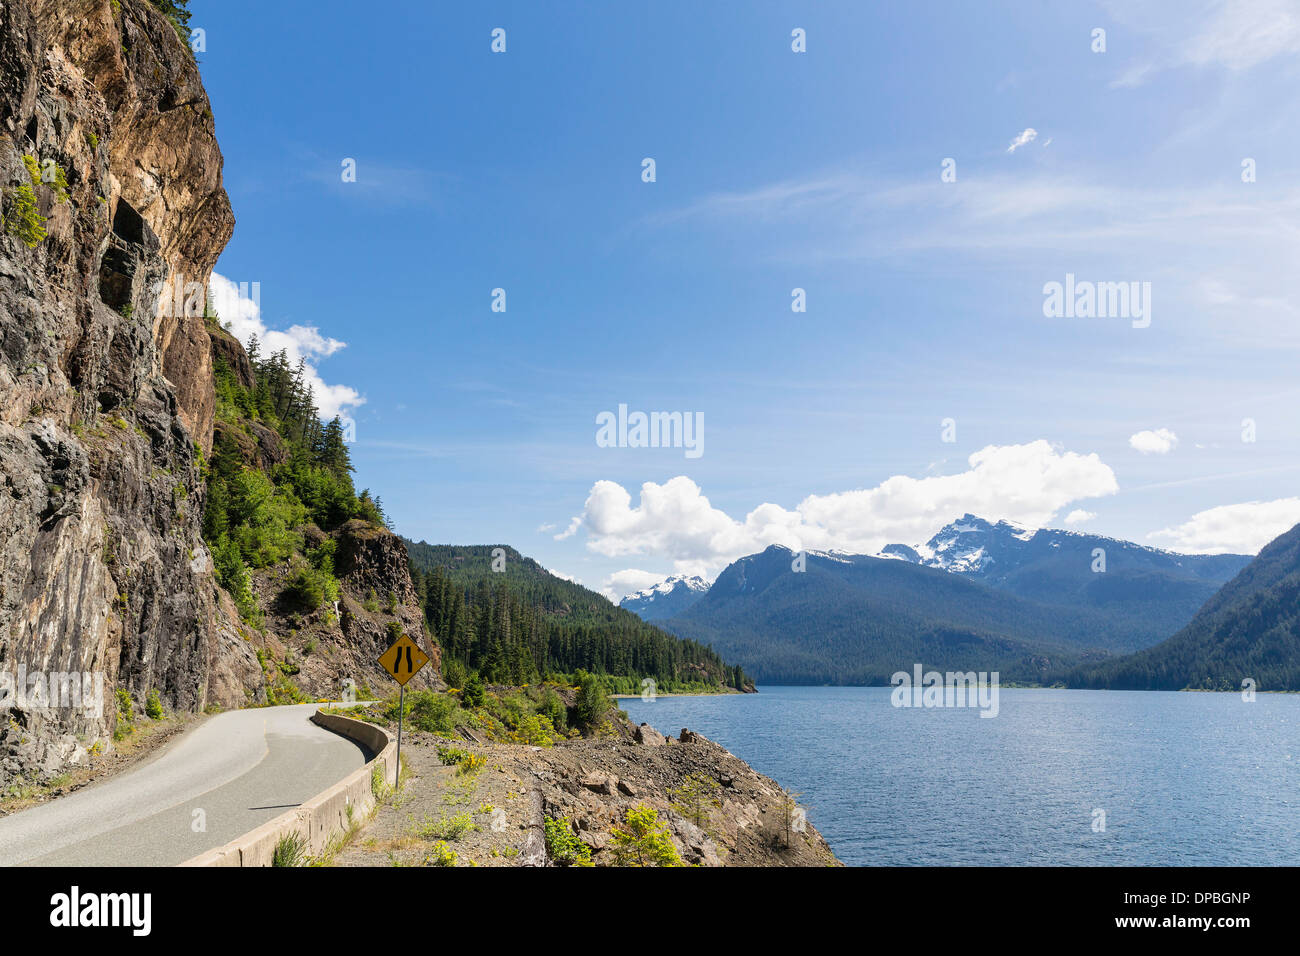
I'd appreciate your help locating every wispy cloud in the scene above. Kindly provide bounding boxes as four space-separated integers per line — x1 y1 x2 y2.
1103 0 1300 86
1006 127 1038 152
644 168 1300 342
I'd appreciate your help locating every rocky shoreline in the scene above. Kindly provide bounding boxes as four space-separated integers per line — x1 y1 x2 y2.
333 703 840 867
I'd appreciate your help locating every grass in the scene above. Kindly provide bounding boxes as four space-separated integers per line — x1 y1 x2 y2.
371 754 411 806
308 804 362 866
440 775 479 807
410 811 478 842
272 831 308 867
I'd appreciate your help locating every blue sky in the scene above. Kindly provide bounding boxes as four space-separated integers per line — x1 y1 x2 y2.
197 0 1300 598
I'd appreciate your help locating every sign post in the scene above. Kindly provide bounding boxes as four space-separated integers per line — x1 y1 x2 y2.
377 632 430 789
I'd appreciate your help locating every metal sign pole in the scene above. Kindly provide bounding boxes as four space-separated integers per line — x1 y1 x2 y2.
395 685 404 789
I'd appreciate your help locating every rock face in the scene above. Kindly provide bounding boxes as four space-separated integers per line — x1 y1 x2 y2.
0 0 235 786
0 1 414 786
246 517 443 702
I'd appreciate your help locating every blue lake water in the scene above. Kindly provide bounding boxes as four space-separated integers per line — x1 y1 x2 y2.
620 686 1299 866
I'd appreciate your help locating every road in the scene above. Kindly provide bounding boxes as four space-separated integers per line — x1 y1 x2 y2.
0 704 371 866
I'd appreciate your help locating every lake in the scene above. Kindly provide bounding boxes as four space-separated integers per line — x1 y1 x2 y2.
620 686 1299 866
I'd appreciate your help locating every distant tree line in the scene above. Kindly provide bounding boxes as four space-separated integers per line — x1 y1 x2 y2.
406 543 751 693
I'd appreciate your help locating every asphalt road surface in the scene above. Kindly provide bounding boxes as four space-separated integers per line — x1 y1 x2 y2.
0 703 371 866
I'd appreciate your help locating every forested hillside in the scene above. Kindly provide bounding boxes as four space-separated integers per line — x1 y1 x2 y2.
204 328 387 622
1071 521 1300 690
404 542 752 694
198 321 438 702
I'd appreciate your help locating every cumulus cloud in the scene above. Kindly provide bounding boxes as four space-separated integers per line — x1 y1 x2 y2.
562 441 1119 575
1006 128 1038 152
1149 497 1300 554
1064 509 1096 525
1129 428 1180 455
208 272 364 420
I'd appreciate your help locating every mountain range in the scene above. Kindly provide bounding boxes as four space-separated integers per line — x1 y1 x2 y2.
622 515 1269 687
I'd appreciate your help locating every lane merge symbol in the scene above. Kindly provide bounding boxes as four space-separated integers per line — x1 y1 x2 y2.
378 633 429 687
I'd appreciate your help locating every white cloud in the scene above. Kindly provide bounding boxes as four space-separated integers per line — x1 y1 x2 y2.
1149 497 1300 554
562 441 1119 575
208 272 364 420
1129 428 1180 455
1006 128 1038 153
554 516 582 540
1064 509 1096 525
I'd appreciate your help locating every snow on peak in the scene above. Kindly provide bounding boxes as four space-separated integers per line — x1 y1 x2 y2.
625 574 709 603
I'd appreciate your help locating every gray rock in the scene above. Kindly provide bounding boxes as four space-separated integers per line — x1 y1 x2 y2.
634 722 666 746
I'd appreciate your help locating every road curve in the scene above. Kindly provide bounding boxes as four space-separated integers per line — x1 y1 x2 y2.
0 704 371 866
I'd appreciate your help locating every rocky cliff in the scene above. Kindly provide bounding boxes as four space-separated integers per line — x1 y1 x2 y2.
0 0 431 787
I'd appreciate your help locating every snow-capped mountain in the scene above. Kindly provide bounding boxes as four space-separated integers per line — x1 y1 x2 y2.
619 574 710 621
879 513 1251 591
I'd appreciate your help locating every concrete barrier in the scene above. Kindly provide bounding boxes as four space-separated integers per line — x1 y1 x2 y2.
179 710 395 867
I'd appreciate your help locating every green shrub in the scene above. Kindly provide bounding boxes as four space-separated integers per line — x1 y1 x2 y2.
573 670 610 732
424 841 457 867
511 713 557 747
669 773 721 828
145 689 164 720
538 687 567 732
113 688 134 740
543 815 592 867
3 184 47 247
441 657 467 690
211 532 260 624
282 559 338 613
46 163 70 204
461 672 486 708
408 690 459 735
610 804 683 867
436 745 484 776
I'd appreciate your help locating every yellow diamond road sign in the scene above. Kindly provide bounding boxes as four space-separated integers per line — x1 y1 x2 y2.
378 634 429 686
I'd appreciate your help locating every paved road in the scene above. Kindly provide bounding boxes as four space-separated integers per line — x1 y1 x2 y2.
0 704 371 866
